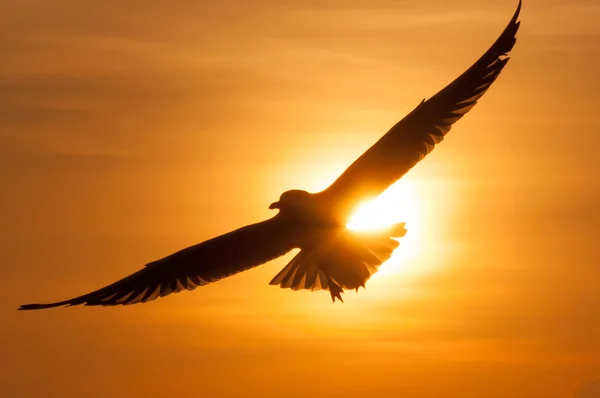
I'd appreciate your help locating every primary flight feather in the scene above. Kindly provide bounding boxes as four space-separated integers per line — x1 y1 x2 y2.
19 1 521 310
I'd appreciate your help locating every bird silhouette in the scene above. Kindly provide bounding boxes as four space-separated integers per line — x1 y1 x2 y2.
19 1 521 310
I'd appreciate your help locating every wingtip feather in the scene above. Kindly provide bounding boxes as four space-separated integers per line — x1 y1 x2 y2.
18 302 67 311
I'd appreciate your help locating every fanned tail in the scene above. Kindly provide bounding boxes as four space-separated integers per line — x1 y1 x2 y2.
270 223 407 302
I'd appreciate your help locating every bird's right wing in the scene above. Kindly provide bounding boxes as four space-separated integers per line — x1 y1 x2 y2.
19 216 298 309
319 1 521 220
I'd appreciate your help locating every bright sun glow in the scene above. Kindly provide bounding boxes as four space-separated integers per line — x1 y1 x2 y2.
347 177 422 275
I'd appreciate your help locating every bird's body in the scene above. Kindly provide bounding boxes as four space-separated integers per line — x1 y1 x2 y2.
19 1 521 310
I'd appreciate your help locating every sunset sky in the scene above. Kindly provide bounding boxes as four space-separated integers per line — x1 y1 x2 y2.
2 0 599 397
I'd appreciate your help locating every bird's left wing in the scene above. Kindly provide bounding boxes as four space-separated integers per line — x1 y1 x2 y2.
318 1 521 220
19 216 298 309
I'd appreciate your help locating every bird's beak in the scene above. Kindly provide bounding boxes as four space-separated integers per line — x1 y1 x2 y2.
269 201 280 210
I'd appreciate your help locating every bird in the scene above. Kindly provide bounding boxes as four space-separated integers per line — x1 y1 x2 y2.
18 1 521 310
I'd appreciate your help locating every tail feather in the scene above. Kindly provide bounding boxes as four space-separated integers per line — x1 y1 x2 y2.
270 222 407 302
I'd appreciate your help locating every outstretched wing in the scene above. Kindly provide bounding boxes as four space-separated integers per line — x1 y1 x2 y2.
19 216 298 309
319 1 521 220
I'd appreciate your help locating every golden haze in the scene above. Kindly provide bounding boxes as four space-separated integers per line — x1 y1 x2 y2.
1 1 599 397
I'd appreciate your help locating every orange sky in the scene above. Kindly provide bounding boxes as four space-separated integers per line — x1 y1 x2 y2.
2 1 599 397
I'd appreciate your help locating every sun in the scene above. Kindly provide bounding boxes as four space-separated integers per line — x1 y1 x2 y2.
346 176 422 274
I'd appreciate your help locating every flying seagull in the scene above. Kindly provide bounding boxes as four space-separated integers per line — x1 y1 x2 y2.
19 1 521 310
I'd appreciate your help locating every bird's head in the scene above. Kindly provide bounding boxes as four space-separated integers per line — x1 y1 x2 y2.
269 190 312 212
